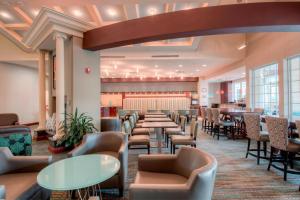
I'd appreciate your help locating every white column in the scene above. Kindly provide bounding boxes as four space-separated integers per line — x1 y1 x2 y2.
38 50 46 130
53 32 67 140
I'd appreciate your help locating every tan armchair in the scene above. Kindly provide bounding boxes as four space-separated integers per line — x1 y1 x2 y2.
0 147 52 200
67 132 128 197
129 146 217 200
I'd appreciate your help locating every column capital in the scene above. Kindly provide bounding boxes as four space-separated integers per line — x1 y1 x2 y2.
53 32 68 40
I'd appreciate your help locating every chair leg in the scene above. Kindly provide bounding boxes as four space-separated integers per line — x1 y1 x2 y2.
283 151 288 181
170 142 173 154
257 141 261 165
246 138 250 158
172 144 176 154
263 141 267 157
268 146 273 171
119 188 124 197
147 145 150 154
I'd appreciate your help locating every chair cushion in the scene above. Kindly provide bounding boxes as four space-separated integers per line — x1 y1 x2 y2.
287 139 300 152
0 172 39 200
138 120 144 123
129 135 150 145
171 135 194 145
135 123 143 128
220 120 234 127
165 127 181 135
132 128 150 135
258 131 269 141
134 171 187 184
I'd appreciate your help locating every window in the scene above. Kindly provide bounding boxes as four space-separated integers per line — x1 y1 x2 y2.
287 56 300 121
232 80 246 102
253 63 279 116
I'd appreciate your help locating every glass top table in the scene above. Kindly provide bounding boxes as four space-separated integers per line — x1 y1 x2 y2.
37 154 120 191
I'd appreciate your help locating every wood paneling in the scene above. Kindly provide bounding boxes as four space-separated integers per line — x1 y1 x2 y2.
83 2 300 50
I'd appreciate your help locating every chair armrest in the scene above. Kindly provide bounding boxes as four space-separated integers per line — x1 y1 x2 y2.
8 155 52 173
118 136 128 186
0 185 5 200
67 142 90 157
138 154 177 173
129 184 189 200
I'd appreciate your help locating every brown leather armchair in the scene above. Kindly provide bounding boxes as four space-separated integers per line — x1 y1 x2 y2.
67 132 128 197
0 147 52 200
0 113 19 126
129 146 217 200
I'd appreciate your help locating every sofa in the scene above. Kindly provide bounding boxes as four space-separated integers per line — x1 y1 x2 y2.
129 146 218 200
0 147 52 200
0 113 32 156
68 132 128 196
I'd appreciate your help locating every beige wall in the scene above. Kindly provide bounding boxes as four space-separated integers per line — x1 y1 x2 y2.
101 94 122 107
0 62 39 123
72 36 100 129
245 32 300 117
101 81 197 92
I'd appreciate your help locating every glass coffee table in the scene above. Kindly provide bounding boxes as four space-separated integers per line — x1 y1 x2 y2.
37 154 120 200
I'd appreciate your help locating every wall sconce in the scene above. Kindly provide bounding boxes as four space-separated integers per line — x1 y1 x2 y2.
85 67 91 74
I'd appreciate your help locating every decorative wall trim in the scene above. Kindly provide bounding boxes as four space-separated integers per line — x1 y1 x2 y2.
101 77 199 83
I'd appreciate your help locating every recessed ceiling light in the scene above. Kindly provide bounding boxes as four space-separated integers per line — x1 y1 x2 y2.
242 72 246 75
107 8 118 17
202 2 209 7
196 69 200 72
155 65 158 68
148 7 158 15
178 64 183 68
72 9 83 17
202 64 207 67
0 11 12 19
114 64 118 69
32 9 39 16
238 44 247 50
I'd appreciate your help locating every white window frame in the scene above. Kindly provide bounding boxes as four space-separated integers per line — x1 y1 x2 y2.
252 63 279 116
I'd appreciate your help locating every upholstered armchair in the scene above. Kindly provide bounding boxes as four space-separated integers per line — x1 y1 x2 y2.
67 132 128 196
0 113 19 126
129 146 217 200
0 147 52 200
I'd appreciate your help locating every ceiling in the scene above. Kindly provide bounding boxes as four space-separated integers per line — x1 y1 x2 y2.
0 0 290 81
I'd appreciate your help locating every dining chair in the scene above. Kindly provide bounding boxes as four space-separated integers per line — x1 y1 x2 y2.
211 108 235 140
244 113 269 165
266 116 300 181
170 119 199 154
129 116 150 136
124 120 150 154
165 116 187 147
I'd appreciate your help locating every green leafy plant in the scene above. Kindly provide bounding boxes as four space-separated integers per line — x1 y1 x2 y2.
59 108 97 148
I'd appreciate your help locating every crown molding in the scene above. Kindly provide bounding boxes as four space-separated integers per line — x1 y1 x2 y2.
23 7 95 50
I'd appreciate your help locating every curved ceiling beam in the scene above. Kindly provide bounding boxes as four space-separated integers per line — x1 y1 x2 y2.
83 2 300 51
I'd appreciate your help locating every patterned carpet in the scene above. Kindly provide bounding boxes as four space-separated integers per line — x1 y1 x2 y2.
32 129 300 200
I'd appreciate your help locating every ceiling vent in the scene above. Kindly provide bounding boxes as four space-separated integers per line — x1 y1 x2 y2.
151 55 179 58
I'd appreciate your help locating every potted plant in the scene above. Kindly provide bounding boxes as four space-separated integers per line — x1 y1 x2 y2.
59 108 98 149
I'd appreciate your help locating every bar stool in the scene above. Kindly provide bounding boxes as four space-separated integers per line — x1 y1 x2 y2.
206 108 214 135
211 108 235 140
266 116 300 181
244 113 269 165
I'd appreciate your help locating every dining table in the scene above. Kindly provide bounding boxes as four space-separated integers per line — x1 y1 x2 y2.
144 114 166 118
145 112 165 115
144 117 172 122
142 121 178 153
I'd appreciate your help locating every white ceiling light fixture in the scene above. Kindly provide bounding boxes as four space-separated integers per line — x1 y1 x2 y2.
155 65 158 68
72 9 83 17
148 7 158 15
202 64 207 67
0 11 12 19
178 64 183 68
113 64 118 69
107 8 118 17
238 44 247 50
